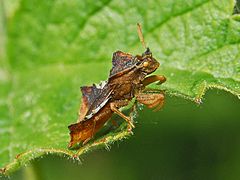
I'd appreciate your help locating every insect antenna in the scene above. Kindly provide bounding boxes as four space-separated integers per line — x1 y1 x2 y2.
137 23 147 50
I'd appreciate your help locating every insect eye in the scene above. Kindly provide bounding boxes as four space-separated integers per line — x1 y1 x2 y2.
143 61 149 67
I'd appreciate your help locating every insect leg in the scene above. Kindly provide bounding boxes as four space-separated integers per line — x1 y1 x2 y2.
110 101 135 129
136 93 165 111
142 75 166 86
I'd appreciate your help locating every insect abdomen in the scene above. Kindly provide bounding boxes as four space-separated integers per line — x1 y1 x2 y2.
68 104 113 148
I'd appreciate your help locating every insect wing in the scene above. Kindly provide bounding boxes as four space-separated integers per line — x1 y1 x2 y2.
80 81 112 121
78 86 97 121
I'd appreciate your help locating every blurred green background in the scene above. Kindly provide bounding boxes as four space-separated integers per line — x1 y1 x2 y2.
5 90 240 180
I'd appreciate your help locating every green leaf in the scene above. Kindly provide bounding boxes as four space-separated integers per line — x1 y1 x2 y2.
0 0 240 175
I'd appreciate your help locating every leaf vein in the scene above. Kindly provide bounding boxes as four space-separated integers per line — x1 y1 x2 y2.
68 0 113 44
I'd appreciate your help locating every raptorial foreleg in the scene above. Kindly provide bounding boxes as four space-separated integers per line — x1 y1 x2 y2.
142 75 166 86
136 93 165 111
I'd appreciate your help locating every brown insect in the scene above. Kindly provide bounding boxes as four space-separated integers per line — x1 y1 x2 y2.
68 24 166 148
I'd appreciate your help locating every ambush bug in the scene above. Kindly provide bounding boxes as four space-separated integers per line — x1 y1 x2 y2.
68 23 166 148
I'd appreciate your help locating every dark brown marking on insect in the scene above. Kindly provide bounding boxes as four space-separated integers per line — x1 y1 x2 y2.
110 51 135 77
68 24 166 148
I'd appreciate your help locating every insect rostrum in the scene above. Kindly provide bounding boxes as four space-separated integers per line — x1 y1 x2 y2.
68 25 166 148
